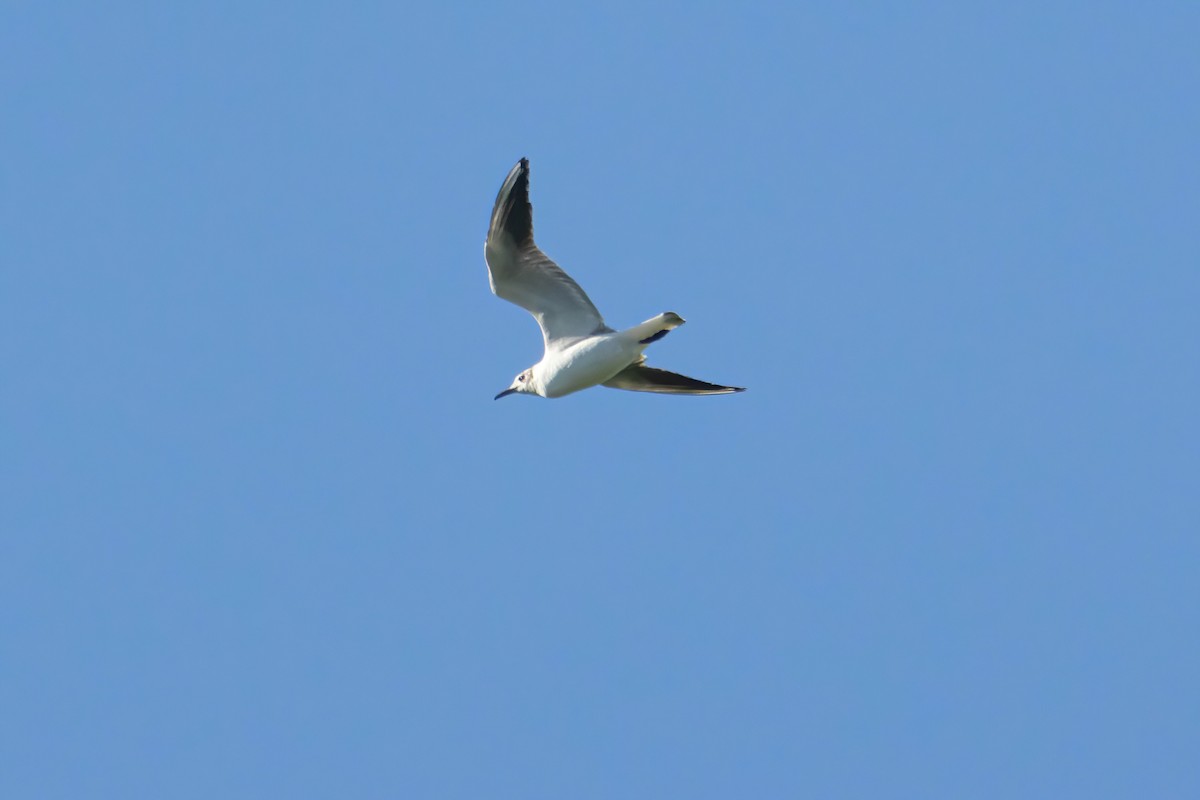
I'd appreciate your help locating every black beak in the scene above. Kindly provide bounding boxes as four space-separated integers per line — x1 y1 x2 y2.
494 388 518 400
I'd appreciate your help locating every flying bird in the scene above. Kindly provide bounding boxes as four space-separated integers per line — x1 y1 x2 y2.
484 158 745 400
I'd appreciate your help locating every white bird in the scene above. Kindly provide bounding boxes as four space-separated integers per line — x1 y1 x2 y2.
485 158 745 400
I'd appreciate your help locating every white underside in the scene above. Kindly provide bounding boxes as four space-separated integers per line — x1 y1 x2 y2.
534 332 642 398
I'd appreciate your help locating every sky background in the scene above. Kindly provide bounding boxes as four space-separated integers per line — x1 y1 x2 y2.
2 2 1198 797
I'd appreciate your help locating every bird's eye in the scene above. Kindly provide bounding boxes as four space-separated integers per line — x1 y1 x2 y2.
518 374 526 382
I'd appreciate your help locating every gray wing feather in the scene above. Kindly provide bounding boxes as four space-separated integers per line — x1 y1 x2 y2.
484 159 609 347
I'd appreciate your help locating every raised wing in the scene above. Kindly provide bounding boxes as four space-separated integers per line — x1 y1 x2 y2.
603 363 745 395
484 158 610 348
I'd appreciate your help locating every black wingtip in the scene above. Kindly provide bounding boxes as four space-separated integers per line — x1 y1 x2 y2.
488 157 534 246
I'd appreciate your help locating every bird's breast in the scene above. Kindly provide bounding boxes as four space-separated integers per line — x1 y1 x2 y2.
538 335 637 398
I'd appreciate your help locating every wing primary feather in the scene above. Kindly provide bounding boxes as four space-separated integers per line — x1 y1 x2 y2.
489 157 533 246
602 365 746 395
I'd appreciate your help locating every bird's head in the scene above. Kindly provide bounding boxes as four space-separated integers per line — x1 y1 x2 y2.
494 367 538 400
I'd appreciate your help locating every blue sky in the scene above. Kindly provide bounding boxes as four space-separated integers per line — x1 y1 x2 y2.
2 2 1197 797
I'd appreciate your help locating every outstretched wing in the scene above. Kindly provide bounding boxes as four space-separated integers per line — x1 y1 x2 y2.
484 158 610 348
603 364 745 395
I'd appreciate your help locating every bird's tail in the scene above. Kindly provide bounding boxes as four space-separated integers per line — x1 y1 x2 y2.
628 312 686 345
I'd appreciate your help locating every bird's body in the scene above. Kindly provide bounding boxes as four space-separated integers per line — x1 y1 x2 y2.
534 331 637 399
527 312 681 397
484 158 744 400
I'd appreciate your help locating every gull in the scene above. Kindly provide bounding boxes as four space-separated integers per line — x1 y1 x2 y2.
485 158 745 400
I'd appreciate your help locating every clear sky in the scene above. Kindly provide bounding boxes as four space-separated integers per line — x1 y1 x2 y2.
2 2 1197 798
